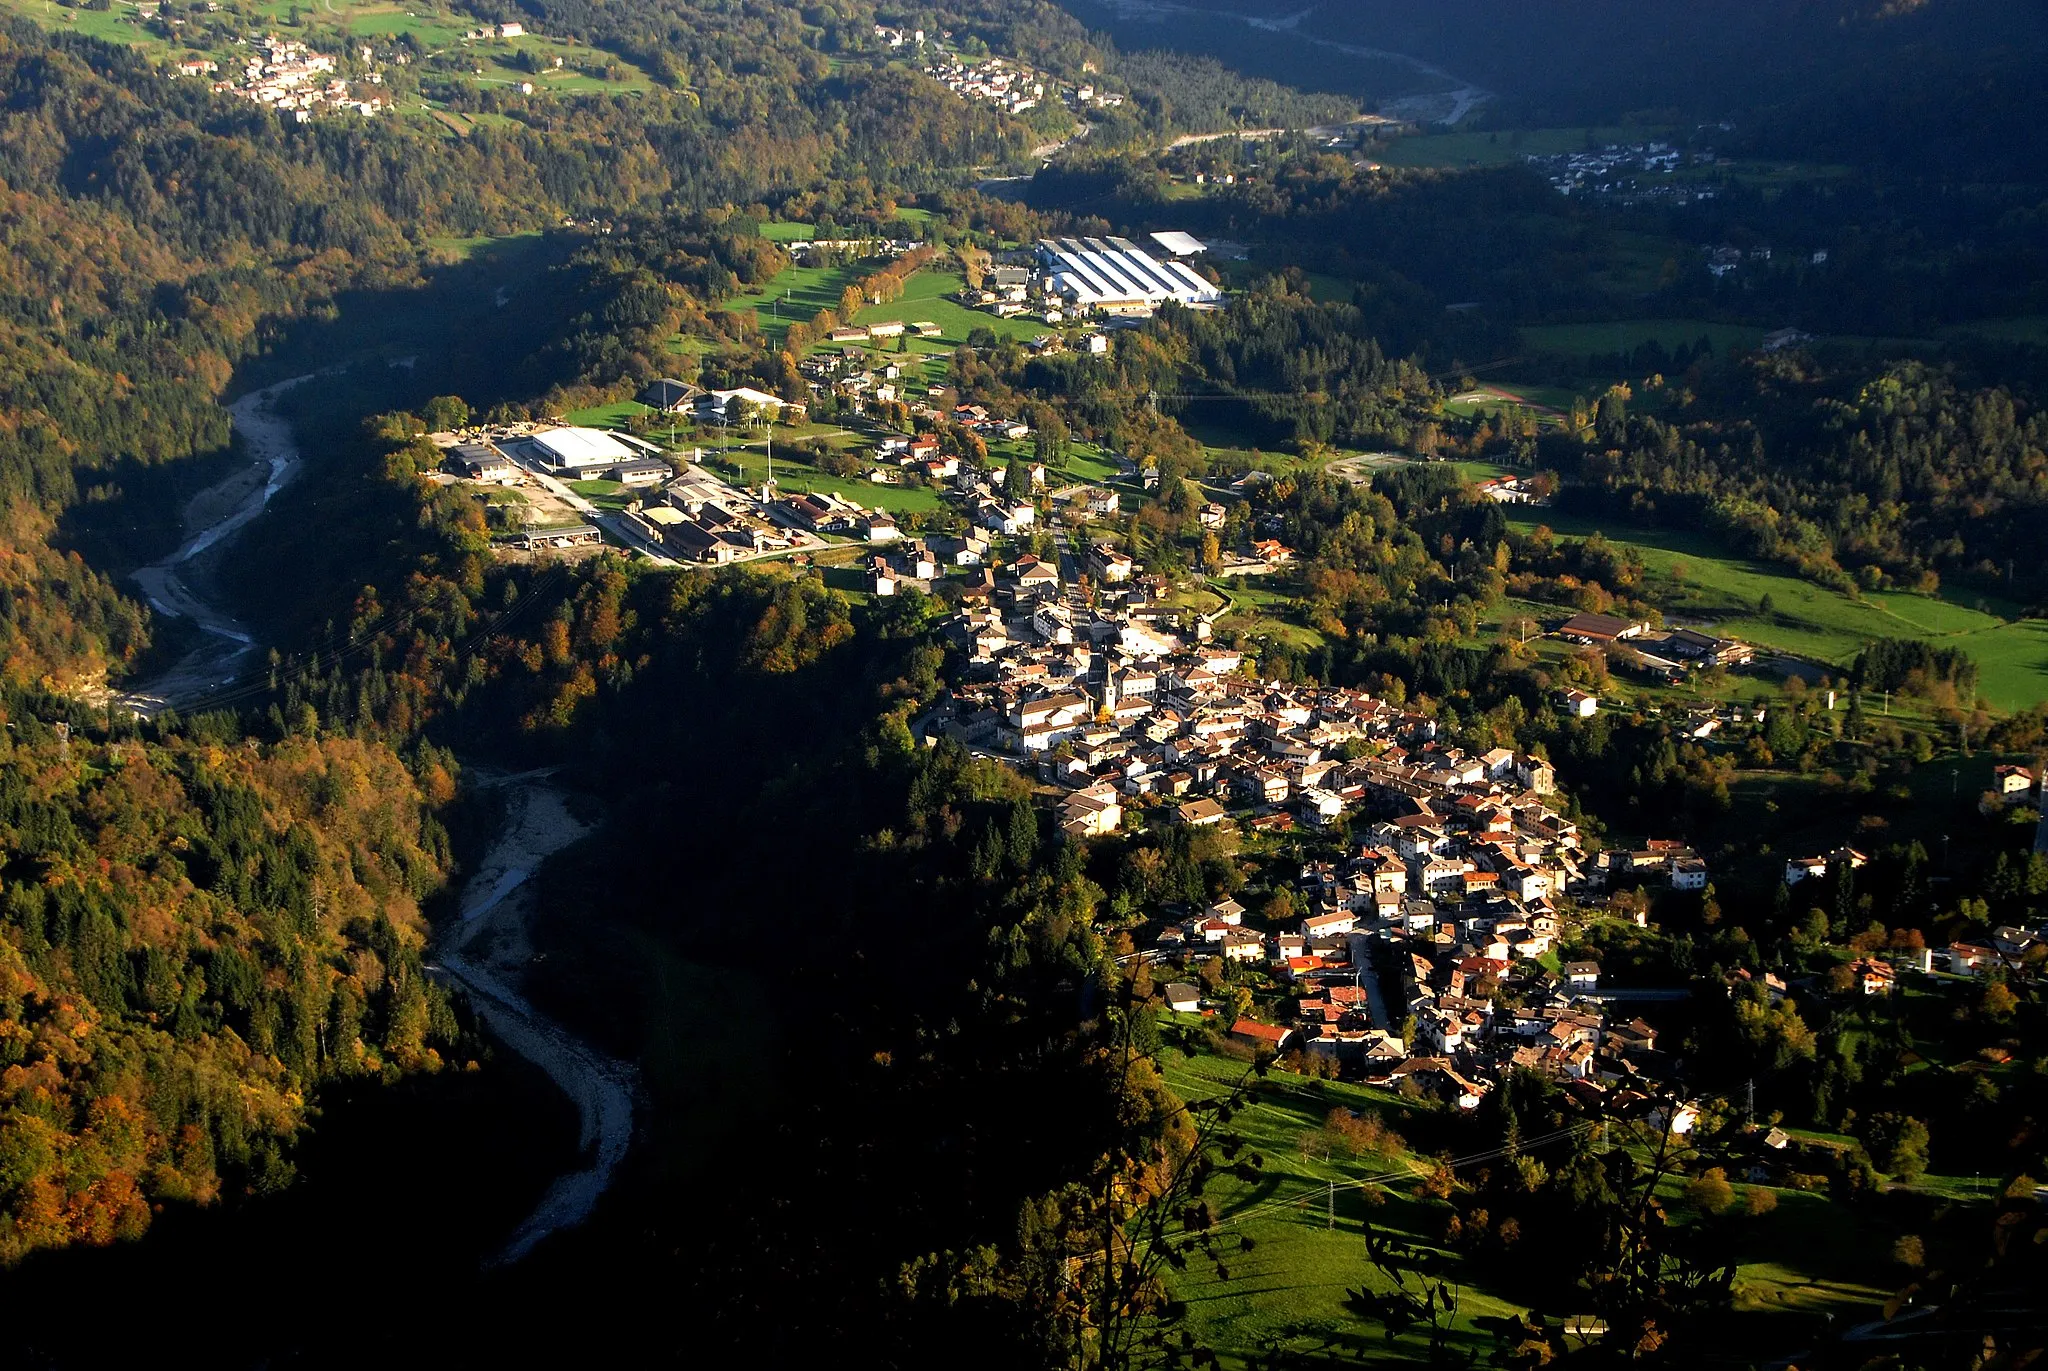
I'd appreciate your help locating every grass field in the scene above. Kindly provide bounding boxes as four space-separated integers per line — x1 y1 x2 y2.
1160 1047 1894 1362
719 263 1049 359
422 229 543 262
1 0 652 96
705 440 948 515
1209 578 1327 654
1158 1050 1520 1366
759 207 931 244
1443 382 1580 425
850 269 1051 349
1505 512 2048 710
563 399 653 429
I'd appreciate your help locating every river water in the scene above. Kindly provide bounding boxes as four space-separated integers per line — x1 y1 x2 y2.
115 383 636 1262
121 376 313 714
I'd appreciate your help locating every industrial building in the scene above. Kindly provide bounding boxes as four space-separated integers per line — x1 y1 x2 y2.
1035 236 1223 314
527 426 636 471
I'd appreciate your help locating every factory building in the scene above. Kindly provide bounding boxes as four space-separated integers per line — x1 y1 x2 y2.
527 426 636 472
1035 235 1223 314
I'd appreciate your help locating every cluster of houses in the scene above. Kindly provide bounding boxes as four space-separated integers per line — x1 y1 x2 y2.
915 529 1740 1124
872 24 926 49
918 45 1122 118
1946 924 2048 979
1524 141 1716 203
191 37 388 119
1157 842 1696 1119
921 51 1048 114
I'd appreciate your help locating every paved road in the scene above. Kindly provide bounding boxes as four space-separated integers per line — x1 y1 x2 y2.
1347 931 1396 1037
1584 987 1694 1004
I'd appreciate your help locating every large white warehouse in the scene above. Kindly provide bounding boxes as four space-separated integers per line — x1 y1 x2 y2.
529 426 635 471
1035 235 1223 313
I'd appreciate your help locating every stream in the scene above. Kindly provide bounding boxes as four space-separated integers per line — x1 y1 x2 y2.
117 381 637 1263
434 778 638 1264
121 375 313 714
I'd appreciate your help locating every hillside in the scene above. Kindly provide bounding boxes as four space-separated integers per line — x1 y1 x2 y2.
1059 0 2048 175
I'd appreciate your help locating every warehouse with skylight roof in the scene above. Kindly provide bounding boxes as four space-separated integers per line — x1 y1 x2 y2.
1034 236 1223 314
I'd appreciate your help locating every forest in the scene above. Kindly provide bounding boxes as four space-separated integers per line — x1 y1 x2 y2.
0 709 463 1263
0 0 2034 1363
1556 358 2048 607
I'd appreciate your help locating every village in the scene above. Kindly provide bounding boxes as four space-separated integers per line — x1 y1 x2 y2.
1524 139 1719 202
177 34 390 118
901 502 2048 1140
913 531 1719 1126
912 30 1123 118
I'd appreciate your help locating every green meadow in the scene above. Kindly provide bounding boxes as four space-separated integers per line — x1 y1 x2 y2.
1505 512 2048 710
1374 126 1666 171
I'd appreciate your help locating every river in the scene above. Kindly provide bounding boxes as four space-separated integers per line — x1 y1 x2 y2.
121 375 313 714
433 777 638 1264
1082 0 1493 125
118 381 637 1262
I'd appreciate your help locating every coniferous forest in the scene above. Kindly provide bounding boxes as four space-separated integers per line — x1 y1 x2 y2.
0 0 2040 1366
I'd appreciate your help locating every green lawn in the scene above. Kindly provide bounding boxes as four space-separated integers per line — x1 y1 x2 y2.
1158 1046 1907 1364
566 479 635 511
1504 512 2048 711
1210 578 1327 654
715 263 1048 360
3 0 150 44
705 442 946 515
1375 126 1665 170
1053 443 1124 486
721 262 865 348
1159 1050 1521 1367
424 230 543 262
1442 381 1580 425
850 269 1049 349
563 399 653 429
